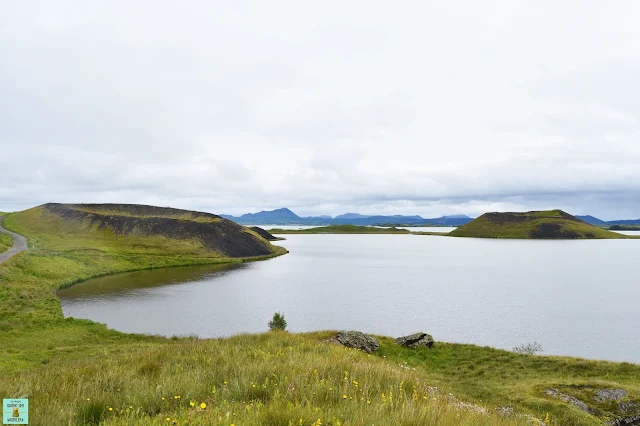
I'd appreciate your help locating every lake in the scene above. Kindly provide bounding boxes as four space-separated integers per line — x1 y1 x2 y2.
58 234 640 363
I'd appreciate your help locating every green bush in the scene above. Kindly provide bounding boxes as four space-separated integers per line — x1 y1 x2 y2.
268 312 287 331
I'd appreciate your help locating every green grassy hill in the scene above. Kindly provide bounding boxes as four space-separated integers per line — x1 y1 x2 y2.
9 203 281 257
1 205 639 425
450 209 628 239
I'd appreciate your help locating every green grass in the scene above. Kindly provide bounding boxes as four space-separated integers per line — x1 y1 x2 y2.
269 225 412 234
0 231 12 253
1 206 639 425
69 205 222 223
450 210 632 239
0 331 531 426
377 339 640 426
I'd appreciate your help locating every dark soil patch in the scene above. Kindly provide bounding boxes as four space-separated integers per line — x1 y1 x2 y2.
529 223 582 239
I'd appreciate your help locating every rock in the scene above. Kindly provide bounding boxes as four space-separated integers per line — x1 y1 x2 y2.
495 406 547 425
544 388 593 414
612 402 640 426
495 406 516 417
335 331 379 353
395 332 434 349
618 401 640 414
595 389 627 403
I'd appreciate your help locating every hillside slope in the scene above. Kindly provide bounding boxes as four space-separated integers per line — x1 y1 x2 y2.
8 203 280 258
450 210 626 239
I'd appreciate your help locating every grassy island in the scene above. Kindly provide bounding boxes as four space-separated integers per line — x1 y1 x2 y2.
0 204 639 425
450 210 631 239
268 225 411 234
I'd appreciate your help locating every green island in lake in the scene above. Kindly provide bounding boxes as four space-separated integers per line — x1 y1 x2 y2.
449 209 633 239
0 203 639 425
268 210 638 240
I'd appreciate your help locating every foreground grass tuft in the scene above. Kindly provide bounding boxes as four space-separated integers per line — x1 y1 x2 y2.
0 333 529 426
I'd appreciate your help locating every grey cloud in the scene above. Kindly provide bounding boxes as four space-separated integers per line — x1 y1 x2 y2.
1 1 640 219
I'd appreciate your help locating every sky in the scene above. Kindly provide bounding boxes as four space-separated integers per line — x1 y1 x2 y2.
1 1 639 220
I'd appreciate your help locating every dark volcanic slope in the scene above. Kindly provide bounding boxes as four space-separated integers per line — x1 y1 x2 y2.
43 203 277 257
250 226 279 241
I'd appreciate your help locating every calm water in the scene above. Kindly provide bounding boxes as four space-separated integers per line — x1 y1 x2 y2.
58 235 640 363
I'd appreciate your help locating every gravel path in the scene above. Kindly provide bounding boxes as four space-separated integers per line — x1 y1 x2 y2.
0 216 28 264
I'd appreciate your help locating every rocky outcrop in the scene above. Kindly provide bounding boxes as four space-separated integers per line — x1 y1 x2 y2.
335 331 379 353
395 332 434 349
544 387 640 426
250 226 280 241
494 406 546 426
544 389 593 414
596 389 628 403
611 401 640 426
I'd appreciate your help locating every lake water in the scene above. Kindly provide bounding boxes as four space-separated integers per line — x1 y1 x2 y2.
58 234 640 363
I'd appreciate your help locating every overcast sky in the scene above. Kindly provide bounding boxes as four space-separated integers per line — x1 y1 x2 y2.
1 1 639 219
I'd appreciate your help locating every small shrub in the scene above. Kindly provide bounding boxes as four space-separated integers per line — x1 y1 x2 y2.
268 312 287 331
513 341 543 355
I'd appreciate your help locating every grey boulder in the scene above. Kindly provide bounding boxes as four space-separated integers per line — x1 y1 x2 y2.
395 332 434 349
335 331 380 353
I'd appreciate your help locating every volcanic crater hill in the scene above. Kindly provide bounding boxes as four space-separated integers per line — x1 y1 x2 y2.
16 203 281 258
449 209 627 239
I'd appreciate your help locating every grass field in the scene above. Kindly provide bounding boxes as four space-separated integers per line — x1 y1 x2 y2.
1 206 639 425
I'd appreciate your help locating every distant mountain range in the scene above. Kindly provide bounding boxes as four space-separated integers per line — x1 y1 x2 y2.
576 215 640 226
220 208 473 226
219 209 640 227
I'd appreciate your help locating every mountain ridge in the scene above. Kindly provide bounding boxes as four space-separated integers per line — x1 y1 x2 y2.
221 209 640 228
220 208 470 226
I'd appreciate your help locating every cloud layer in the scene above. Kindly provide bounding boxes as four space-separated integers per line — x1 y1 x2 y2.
1 1 639 219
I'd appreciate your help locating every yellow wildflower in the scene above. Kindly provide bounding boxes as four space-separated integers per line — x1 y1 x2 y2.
343 394 347 399
200 402 207 409
108 407 113 411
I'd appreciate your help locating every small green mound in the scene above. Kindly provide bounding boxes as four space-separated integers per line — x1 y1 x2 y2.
269 225 411 234
450 209 626 239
